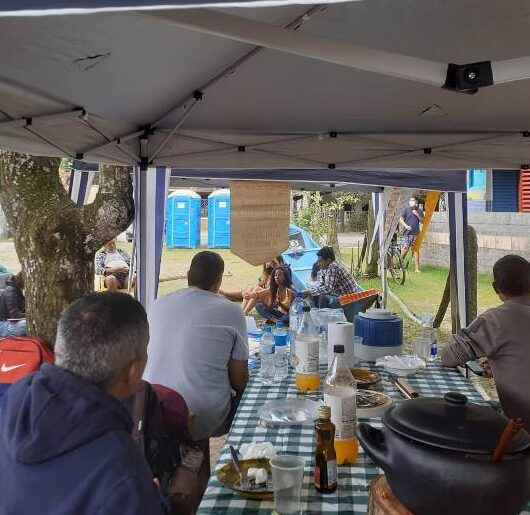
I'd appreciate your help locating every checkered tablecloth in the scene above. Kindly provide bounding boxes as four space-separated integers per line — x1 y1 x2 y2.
198 363 524 514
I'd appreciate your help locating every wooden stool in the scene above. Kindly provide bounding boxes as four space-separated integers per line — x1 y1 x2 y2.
368 475 414 515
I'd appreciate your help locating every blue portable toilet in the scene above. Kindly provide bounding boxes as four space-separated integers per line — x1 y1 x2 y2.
208 189 231 248
165 190 201 248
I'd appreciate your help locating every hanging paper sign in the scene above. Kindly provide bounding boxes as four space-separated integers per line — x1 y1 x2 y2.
230 181 290 266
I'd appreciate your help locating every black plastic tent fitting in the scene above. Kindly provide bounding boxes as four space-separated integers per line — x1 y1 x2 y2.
443 61 493 94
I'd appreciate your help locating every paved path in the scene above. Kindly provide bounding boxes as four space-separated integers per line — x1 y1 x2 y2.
0 240 14 252
338 231 364 248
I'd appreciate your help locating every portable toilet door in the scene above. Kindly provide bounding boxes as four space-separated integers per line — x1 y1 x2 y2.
208 189 231 248
165 190 201 248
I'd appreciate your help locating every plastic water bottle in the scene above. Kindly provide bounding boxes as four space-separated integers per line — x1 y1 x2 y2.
273 322 289 381
295 306 320 393
260 326 275 385
289 293 305 365
319 327 328 367
421 315 438 362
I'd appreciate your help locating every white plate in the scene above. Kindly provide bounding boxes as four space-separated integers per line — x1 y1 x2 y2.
376 354 426 377
259 398 323 427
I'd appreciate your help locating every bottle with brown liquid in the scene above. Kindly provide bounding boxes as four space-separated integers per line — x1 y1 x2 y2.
314 405 338 493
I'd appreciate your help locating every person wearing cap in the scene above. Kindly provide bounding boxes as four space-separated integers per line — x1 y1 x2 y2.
309 246 361 309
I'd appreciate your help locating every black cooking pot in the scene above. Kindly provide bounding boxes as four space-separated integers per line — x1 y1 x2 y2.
358 392 530 515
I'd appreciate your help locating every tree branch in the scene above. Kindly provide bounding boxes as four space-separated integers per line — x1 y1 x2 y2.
82 164 134 254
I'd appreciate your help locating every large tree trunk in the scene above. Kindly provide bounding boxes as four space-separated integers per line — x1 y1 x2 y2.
0 152 134 347
364 197 379 277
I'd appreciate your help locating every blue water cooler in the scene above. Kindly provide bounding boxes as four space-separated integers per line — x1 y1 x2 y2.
354 309 403 362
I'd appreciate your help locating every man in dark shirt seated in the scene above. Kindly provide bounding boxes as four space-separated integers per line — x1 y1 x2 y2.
399 196 424 273
0 271 26 337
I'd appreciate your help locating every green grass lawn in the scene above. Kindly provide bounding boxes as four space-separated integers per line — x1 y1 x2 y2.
158 248 261 297
1 239 501 342
340 247 499 316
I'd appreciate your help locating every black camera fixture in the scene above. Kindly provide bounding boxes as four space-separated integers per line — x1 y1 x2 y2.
443 61 494 94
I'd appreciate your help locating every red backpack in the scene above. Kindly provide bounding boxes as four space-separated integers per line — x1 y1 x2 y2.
0 337 54 397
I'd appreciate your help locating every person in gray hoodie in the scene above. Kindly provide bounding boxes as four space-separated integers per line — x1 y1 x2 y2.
442 254 530 431
0 293 165 515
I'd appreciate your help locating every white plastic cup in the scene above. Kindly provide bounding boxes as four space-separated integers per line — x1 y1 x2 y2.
270 455 305 514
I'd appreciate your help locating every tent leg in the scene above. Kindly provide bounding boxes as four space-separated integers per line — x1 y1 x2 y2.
134 163 170 311
448 191 469 331
375 191 388 308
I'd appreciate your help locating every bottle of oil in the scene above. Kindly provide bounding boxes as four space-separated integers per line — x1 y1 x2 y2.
323 344 359 465
314 405 338 494
294 305 320 393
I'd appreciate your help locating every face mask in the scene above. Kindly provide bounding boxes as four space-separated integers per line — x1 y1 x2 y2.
409 201 416 207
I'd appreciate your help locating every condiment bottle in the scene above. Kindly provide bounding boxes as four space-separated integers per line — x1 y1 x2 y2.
323 344 359 465
314 405 338 493
295 305 320 393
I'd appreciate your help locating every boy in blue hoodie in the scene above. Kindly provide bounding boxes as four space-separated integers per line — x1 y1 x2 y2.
0 292 165 515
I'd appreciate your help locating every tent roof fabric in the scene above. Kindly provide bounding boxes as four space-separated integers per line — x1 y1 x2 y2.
1 1 530 172
0 0 349 15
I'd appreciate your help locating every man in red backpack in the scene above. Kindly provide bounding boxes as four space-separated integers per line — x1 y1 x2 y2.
0 292 164 515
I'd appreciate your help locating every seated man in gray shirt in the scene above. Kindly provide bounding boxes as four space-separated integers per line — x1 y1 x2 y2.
441 255 530 431
144 251 249 441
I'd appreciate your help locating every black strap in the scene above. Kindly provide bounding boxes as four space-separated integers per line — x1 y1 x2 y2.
132 381 148 457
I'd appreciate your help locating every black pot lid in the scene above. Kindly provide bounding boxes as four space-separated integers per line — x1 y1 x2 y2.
383 392 530 454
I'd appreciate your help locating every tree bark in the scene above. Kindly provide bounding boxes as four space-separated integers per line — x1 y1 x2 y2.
0 152 134 347
364 197 379 277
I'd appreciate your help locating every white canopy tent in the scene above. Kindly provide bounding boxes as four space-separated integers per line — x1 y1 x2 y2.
1 0 523 324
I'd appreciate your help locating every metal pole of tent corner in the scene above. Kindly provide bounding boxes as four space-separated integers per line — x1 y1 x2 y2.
447 191 469 331
379 191 388 308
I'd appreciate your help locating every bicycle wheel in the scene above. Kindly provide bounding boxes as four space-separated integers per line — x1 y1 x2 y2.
387 250 406 285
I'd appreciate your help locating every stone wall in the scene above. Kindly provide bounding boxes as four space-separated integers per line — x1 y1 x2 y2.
422 212 530 273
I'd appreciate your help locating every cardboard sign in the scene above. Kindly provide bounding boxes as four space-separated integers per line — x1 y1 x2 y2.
230 181 290 266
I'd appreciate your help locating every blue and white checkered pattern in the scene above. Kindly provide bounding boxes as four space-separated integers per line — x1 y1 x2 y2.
199 363 525 514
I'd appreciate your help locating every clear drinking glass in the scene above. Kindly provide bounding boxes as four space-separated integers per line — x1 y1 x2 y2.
413 337 431 361
270 455 305 515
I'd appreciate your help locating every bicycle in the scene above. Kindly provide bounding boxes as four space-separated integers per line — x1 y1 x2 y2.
385 236 406 285
350 231 406 285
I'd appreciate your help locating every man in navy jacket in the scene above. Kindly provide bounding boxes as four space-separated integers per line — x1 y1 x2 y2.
0 293 165 515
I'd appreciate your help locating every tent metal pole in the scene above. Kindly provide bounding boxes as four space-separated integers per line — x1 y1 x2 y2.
149 96 201 163
379 192 388 308
447 191 469 330
155 134 317 162
79 116 141 163
24 126 76 158
148 9 446 88
78 128 145 157
0 108 85 129
148 5 327 127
